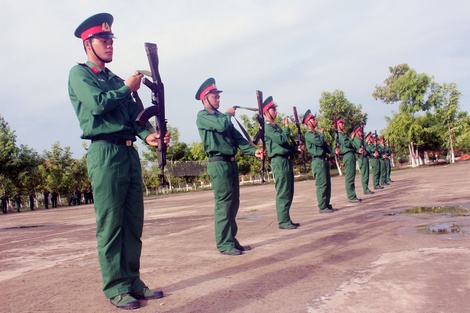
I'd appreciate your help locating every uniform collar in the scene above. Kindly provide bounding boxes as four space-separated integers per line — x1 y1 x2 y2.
85 61 115 78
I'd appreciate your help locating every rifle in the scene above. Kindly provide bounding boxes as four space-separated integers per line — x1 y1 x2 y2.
333 115 343 176
252 90 265 183
292 106 307 173
374 130 379 158
135 42 168 187
360 122 365 160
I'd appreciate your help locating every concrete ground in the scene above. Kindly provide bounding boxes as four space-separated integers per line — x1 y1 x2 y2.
1 161 470 313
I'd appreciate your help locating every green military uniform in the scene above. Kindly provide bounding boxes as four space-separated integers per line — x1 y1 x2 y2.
303 111 333 212
352 134 372 194
196 78 257 253
368 137 382 189
338 131 359 201
378 142 388 186
69 14 152 299
264 106 299 227
384 144 392 182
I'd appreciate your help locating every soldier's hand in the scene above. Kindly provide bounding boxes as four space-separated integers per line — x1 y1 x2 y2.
255 148 265 160
283 117 289 127
298 144 306 152
126 72 144 92
335 147 341 155
226 107 236 116
320 128 325 134
145 132 171 147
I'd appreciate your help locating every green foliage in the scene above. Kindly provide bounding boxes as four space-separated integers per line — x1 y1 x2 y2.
317 90 366 146
41 142 89 196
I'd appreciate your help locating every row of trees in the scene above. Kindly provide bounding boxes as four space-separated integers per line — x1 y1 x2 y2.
2 63 469 196
1 116 89 201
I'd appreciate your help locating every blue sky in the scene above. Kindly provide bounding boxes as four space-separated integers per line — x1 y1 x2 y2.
1 0 469 157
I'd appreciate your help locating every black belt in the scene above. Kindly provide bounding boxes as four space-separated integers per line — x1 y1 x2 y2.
312 157 328 160
208 156 235 162
342 151 353 156
91 135 134 147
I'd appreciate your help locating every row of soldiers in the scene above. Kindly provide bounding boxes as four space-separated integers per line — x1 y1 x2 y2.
195 77 394 256
1 187 94 214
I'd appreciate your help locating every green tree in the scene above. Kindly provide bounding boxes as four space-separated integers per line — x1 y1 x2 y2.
317 90 366 175
427 82 468 162
41 142 88 199
373 64 434 166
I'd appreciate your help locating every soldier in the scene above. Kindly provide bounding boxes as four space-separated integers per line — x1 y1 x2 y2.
334 117 362 203
368 134 383 190
51 189 59 208
1 192 9 214
14 191 21 212
195 77 264 256
352 126 374 195
29 190 35 211
378 137 389 186
263 97 304 229
303 110 335 213
43 188 50 209
69 13 169 309
383 139 393 183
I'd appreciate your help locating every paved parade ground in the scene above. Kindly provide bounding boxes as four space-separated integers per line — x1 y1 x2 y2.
1 161 470 313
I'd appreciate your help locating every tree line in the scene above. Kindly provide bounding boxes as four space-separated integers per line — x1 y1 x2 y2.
1 63 469 199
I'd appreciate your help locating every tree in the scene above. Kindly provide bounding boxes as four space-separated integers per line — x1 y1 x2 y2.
427 82 467 163
0 114 19 191
41 142 88 198
318 90 366 174
373 64 433 166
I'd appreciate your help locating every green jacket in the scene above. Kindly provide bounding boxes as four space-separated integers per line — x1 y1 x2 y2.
264 121 298 158
305 131 331 158
366 141 377 157
68 61 151 142
338 132 355 155
196 108 256 157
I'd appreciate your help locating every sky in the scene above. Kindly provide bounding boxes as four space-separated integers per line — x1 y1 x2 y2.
1 0 469 158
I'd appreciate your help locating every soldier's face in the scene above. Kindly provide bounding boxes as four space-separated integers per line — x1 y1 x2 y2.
204 92 220 109
88 37 114 63
267 107 277 120
337 121 345 131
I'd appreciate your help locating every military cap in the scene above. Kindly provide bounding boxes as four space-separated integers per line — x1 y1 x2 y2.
365 132 372 139
75 13 114 41
353 125 362 134
262 96 277 114
195 77 223 100
333 116 343 128
302 109 316 125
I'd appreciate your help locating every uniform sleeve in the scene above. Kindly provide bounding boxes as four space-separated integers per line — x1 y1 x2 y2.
196 110 231 132
68 65 131 115
231 127 256 156
265 123 290 145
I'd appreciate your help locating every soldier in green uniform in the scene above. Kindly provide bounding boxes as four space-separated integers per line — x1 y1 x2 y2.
351 126 374 195
303 110 335 213
14 191 21 212
383 139 393 182
378 137 389 186
334 117 362 203
195 78 264 255
367 133 383 190
263 97 304 229
68 13 169 310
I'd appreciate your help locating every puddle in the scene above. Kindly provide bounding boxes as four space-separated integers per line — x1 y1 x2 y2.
417 222 462 234
401 206 470 216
